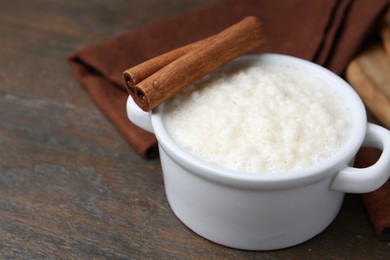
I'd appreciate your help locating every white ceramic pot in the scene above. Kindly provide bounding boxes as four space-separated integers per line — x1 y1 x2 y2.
126 54 390 250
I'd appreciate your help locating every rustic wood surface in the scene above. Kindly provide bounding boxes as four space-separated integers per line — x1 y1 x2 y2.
0 0 390 259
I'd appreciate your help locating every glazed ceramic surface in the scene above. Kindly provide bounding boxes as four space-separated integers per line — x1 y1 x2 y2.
127 54 390 250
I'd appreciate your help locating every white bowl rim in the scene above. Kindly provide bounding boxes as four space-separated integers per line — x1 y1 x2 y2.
151 53 367 189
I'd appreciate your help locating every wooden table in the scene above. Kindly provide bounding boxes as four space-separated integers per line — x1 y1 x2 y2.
0 0 389 259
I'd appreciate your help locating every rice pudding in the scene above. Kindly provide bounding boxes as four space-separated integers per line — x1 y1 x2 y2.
163 58 352 174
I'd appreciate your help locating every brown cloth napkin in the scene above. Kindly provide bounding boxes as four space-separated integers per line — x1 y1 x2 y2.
363 180 390 240
68 0 389 159
68 0 390 239
355 148 390 241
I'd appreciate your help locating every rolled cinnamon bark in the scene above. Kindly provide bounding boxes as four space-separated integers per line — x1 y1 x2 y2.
123 36 211 95
124 16 264 112
123 47 189 96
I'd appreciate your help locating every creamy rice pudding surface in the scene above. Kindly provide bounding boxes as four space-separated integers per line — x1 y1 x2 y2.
163 61 352 174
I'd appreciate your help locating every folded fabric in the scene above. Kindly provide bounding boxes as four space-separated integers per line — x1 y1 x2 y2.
68 0 390 240
354 148 390 241
68 0 389 159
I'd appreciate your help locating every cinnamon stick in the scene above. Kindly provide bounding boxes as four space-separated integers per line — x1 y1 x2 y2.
123 36 212 96
124 16 264 112
123 45 190 96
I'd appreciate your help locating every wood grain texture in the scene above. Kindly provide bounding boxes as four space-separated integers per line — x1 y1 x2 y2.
0 0 390 259
346 44 390 128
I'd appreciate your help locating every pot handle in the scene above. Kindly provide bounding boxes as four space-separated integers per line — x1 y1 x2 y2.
331 123 390 193
126 96 154 133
